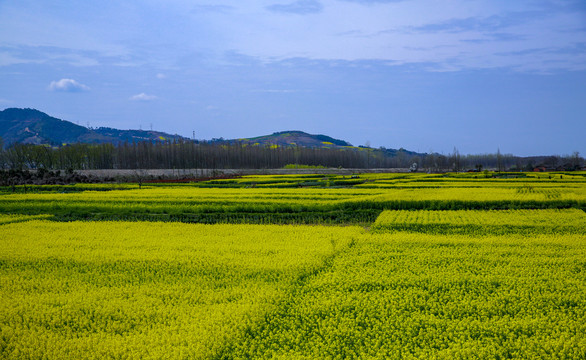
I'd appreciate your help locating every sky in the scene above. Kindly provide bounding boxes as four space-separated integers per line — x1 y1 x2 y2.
1 0 585 156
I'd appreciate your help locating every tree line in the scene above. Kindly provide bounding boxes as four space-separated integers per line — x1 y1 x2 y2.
0 139 582 172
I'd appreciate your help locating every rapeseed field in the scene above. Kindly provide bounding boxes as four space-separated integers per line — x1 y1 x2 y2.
0 172 585 358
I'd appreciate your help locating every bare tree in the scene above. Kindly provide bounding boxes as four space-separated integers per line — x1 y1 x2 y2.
572 151 582 170
451 147 461 172
496 148 503 172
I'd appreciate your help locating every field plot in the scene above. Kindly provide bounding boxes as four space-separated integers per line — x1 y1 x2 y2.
0 220 361 359
226 232 586 359
0 187 383 224
373 208 586 234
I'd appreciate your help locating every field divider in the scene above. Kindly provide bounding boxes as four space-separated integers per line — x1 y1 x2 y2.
0 214 53 226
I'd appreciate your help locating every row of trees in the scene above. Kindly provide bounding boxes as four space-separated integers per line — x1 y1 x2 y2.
0 140 582 172
0 141 406 170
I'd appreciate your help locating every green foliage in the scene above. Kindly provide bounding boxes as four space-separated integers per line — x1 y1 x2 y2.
283 164 327 169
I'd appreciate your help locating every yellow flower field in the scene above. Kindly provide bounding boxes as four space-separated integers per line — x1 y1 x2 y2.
0 172 585 358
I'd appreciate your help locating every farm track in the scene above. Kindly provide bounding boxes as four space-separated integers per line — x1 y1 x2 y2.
214 237 360 359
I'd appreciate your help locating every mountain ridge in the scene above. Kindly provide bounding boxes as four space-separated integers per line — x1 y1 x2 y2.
0 108 358 150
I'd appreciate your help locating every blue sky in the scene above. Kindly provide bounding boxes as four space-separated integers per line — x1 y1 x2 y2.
1 0 585 156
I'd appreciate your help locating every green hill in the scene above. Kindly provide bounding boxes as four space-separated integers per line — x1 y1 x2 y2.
236 130 353 148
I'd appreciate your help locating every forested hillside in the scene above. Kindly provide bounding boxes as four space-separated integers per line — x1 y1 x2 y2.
0 108 186 146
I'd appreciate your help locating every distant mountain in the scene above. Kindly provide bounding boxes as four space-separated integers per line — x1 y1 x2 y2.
0 108 186 147
233 130 353 148
92 127 184 144
228 131 430 157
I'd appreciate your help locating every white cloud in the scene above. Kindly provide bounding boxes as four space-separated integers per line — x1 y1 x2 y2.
48 78 90 92
130 93 158 101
